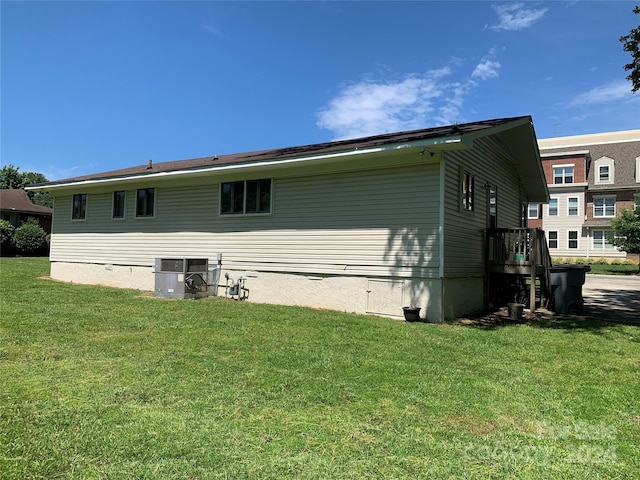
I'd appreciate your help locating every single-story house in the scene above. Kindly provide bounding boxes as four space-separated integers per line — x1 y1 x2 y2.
0 189 53 233
28 115 549 321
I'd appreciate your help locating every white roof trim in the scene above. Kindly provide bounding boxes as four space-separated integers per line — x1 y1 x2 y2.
27 135 464 191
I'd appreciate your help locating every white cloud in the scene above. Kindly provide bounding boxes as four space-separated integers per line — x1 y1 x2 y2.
471 59 501 81
490 3 548 31
569 80 633 106
317 59 500 140
202 24 223 37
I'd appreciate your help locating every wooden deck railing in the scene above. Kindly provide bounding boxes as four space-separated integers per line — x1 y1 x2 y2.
485 228 553 310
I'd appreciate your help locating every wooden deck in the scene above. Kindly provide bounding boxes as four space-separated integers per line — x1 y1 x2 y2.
485 228 553 311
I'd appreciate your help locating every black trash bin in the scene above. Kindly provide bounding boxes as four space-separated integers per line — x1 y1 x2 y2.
549 264 591 314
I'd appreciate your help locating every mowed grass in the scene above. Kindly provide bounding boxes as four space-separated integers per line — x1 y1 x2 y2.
1 258 639 479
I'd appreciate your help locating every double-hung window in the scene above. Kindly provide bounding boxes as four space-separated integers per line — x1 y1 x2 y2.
567 197 579 216
598 165 610 183
221 179 272 215
553 166 574 184
528 203 539 219
72 193 87 220
136 188 155 218
593 230 615 250
568 231 578 249
593 196 615 217
548 198 558 216
547 231 558 249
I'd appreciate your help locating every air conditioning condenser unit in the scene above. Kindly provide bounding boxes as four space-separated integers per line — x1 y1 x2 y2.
154 258 208 299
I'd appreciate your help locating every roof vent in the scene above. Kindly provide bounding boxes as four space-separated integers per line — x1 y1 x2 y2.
147 159 153 169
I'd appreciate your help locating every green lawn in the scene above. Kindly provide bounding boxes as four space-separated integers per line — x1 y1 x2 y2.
586 263 639 276
1 258 639 479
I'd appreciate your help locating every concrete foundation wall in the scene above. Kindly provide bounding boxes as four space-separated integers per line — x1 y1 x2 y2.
50 262 153 291
442 277 485 320
50 261 450 321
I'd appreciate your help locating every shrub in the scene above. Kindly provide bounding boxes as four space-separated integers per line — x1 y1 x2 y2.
0 219 16 256
13 222 48 255
592 257 609 265
622 259 636 265
610 258 623 265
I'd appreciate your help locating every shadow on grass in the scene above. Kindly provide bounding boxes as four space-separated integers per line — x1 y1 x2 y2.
452 304 639 332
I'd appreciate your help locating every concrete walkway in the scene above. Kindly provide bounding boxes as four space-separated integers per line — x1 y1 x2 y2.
582 274 640 324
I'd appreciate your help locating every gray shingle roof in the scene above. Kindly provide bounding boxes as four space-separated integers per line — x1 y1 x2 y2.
34 116 531 187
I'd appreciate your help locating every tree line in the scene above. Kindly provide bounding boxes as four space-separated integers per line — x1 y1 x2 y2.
0 164 52 208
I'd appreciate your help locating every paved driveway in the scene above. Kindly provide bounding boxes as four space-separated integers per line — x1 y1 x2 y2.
582 274 640 324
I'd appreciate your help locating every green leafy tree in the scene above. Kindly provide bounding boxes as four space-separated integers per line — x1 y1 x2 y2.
620 6 640 93
0 164 25 189
0 164 52 207
611 206 640 272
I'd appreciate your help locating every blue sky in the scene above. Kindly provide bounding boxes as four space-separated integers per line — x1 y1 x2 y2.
2 1 639 181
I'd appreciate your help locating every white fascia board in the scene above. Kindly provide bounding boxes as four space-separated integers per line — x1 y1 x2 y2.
540 150 590 158
548 182 589 189
27 135 464 191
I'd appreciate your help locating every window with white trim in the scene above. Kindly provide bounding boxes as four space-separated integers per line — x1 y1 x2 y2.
595 156 615 185
72 193 87 220
568 231 578 249
598 165 609 183
547 231 558 249
548 197 558 216
553 166 574 184
567 197 579 216
592 230 615 250
636 156 640 183
136 188 155 218
593 195 615 217
528 203 539 219
221 179 272 215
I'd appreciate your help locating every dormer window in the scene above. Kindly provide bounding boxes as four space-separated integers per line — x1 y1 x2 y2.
598 165 609 182
594 156 614 185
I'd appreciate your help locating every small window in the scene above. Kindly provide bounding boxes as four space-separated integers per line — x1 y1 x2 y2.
221 179 272 215
548 198 558 216
528 203 539 219
553 166 574 184
595 156 615 185
136 188 155 218
461 171 474 212
568 231 578 249
636 156 640 183
113 191 126 219
593 230 615 250
547 231 558 249
567 197 579 216
72 193 87 220
488 185 497 228
598 165 609 183
593 196 615 217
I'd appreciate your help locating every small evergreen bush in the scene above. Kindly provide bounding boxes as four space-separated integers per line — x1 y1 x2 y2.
0 219 16 256
13 221 48 255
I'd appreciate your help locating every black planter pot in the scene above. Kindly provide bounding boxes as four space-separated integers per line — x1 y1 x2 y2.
402 307 421 322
